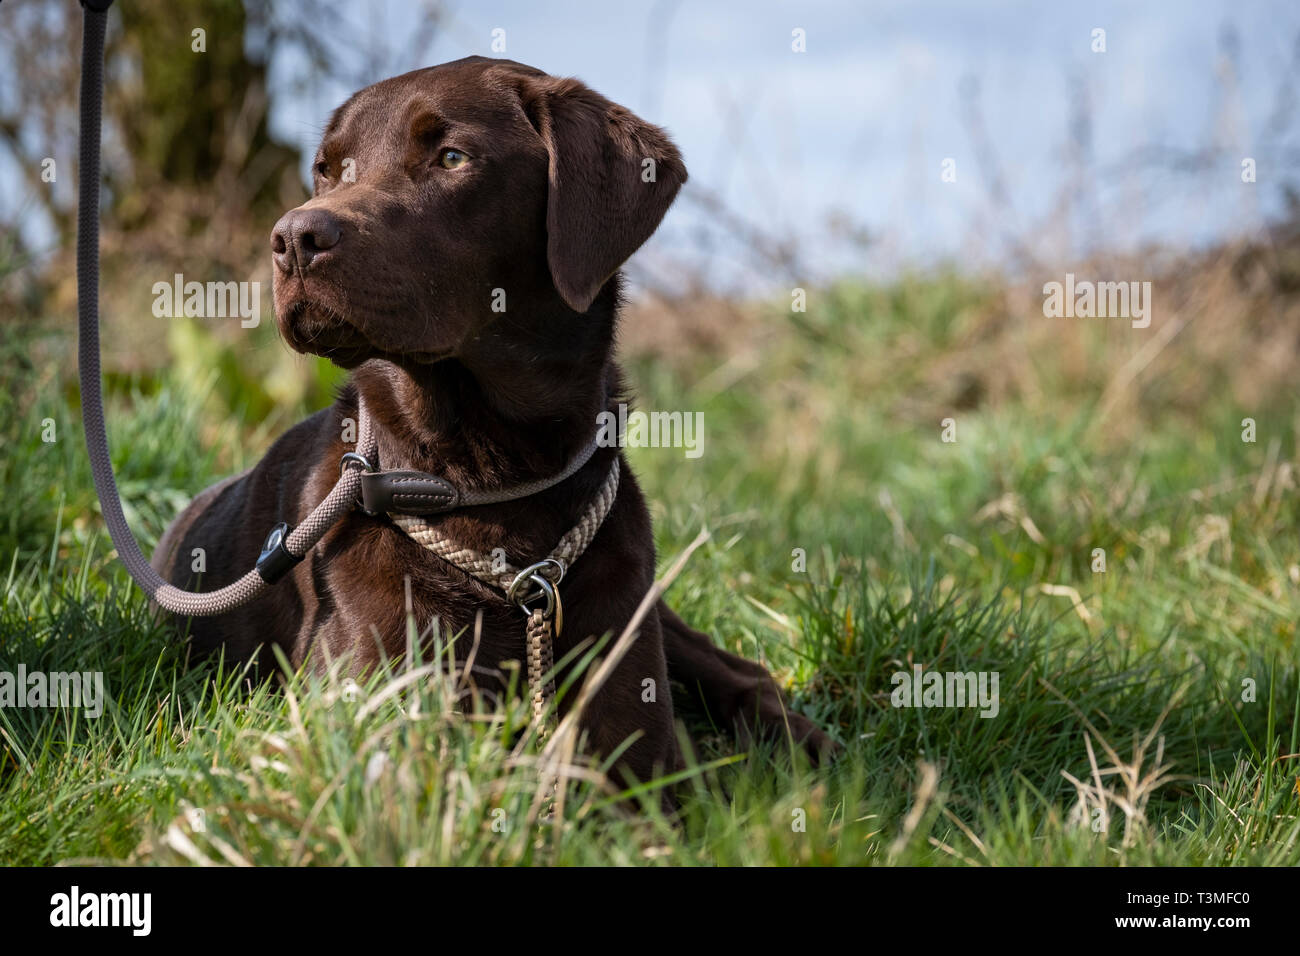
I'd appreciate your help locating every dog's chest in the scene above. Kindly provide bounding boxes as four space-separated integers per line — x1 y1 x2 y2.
299 517 640 682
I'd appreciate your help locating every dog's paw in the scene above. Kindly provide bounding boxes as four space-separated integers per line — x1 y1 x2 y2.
785 712 843 766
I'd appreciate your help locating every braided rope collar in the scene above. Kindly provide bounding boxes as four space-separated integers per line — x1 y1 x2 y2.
388 455 621 733
391 456 620 596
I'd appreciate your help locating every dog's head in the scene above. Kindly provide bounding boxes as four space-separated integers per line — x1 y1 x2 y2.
271 56 686 369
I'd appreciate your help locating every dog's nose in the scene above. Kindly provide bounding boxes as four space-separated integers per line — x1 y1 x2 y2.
271 208 342 274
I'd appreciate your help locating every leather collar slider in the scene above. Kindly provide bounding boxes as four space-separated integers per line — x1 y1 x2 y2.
361 471 461 516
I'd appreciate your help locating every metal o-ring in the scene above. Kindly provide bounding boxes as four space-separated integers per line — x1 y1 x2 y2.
340 451 374 475
508 572 556 618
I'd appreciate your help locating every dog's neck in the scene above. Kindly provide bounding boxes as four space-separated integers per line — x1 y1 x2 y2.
348 282 623 491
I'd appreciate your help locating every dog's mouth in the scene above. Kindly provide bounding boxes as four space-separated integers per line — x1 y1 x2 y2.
279 299 373 367
278 299 452 368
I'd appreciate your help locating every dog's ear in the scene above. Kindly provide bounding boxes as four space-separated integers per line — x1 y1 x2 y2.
519 76 687 313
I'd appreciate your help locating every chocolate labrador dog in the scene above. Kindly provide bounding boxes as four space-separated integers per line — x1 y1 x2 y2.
153 56 833 784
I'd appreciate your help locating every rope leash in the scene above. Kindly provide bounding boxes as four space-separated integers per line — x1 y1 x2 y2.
75 1 616 743
75 0 378 617
525 610 556 729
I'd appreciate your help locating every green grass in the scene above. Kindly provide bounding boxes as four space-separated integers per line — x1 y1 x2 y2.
2 271 1298 866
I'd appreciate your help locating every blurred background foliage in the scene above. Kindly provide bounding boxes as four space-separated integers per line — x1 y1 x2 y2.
1 0 347 451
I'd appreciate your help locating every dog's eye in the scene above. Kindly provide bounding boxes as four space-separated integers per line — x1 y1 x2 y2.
439 148 468 170
314 160 329 178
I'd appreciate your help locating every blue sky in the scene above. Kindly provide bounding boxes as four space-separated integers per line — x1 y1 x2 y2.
5 1 1297 294
263 0 1299 292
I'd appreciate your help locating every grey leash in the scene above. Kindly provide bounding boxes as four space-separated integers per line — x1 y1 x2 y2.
76 1 375 616
75 0 614 736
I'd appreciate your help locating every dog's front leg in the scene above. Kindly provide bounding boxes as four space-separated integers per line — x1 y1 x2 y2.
657 600 838 763
564 612 682 797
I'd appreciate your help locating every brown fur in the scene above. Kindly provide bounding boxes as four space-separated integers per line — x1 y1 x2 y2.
154 56 834 785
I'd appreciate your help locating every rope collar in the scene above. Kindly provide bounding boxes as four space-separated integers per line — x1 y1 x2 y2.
384 438 622 734
357 430 604 517
390 456 620 597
